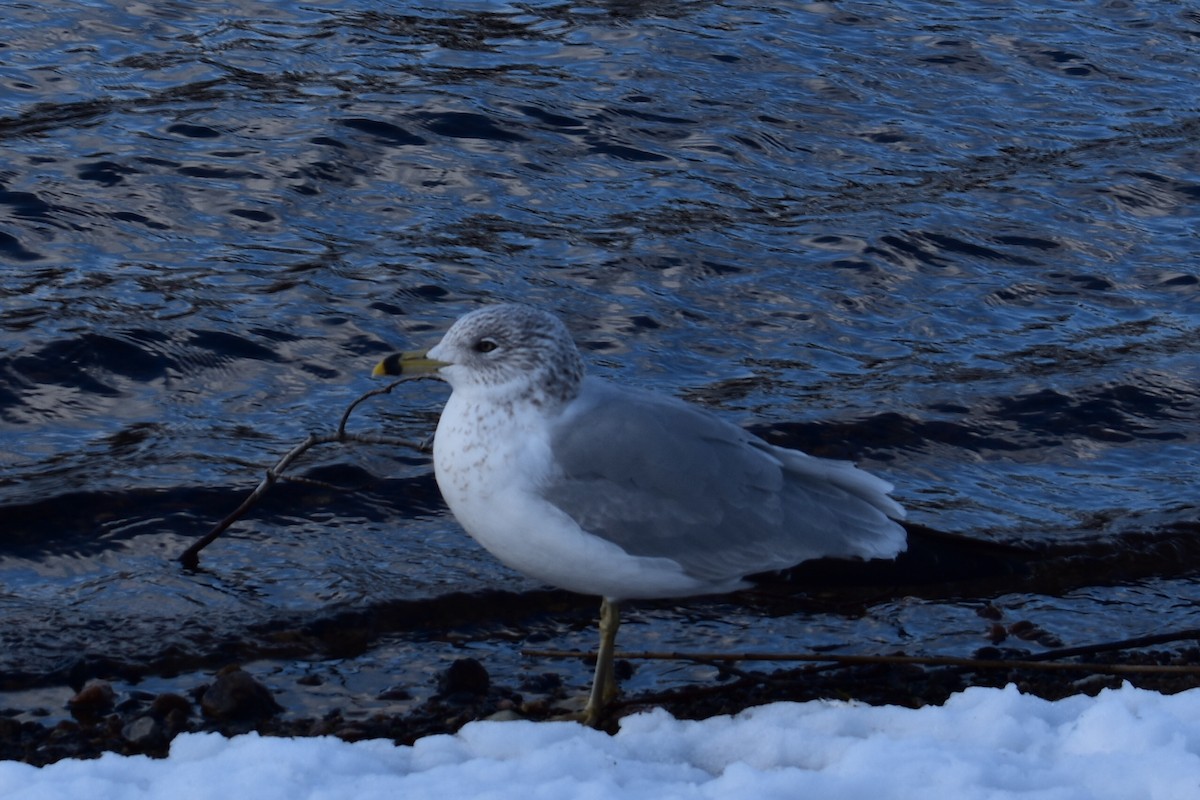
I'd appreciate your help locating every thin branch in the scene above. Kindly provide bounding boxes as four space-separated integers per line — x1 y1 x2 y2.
178 376 437 570
521 648 1200 676
339 379 401 437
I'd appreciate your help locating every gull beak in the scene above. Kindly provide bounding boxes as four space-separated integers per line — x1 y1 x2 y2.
372 350 450 377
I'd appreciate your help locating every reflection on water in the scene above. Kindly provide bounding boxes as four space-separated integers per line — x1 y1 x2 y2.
1 0 1197 705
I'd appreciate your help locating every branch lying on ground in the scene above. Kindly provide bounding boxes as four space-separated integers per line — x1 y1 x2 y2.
177 376 434 570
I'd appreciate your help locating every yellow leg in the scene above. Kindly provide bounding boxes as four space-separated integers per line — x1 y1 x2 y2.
582 598 621 727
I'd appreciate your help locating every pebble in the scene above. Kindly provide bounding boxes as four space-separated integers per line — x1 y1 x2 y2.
484 709 523 722
67 679 115 719
0 717 21 739
377 684 413 701
200 667 282 721
121 716 165 748
437 658 490 698
149 692 192 721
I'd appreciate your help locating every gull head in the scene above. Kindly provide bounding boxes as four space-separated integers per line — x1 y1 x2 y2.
376 304 585 406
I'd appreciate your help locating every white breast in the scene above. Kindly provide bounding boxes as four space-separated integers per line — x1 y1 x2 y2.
432 392 710 600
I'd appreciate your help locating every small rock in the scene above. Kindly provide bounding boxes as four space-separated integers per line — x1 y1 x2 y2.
306 716 341 737
67 679 115 719
335 725 371 742
519 698 552 716
0 717 21 740
437 658 490 698
1008 620 1064 648
484 709 523 722
1008 619 1036 637
48 720 80 741
976 603 1004 620
518 672 563 694
122 716 165 748
1072 673 1121 694
162 708 190 738
377 684 412 701
149 692 192 720
200 667 282 721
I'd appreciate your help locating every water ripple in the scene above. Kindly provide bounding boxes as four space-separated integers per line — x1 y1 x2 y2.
1 0 1198 700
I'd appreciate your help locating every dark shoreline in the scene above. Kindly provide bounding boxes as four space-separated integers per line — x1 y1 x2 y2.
4 523 1198 766
4 646 1198 767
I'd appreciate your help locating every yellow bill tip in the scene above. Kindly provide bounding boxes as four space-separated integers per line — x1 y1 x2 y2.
372 350 450 377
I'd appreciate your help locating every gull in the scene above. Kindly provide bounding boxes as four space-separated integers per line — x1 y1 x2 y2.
374 304 906 725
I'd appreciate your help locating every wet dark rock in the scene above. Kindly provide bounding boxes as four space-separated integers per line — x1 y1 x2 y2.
972 646 1032 661
48 719 81 741
518 672 563 694
305 711 343 737
976 603 1004 620
332 724 372 742
0 716 20 740
200 667 282 721
149 692 192 721
122 715 166 748
1009 620 1065 648
437 658 490 698
163 708 191 738
1070 674 1121 694
68 679 116 719
484 709 523 722
378 683 413 701
63 657 125 691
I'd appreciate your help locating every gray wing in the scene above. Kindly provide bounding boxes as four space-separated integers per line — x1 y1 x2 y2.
541 377 906 587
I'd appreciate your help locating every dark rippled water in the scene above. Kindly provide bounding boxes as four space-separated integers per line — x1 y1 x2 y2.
2 1 1198 717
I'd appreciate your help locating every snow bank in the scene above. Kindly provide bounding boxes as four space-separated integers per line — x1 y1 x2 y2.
3 685 1198 799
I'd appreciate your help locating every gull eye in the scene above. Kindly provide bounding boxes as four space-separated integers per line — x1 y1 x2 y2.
473 338 498 353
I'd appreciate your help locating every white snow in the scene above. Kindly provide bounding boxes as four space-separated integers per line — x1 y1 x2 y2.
3 685 1198 799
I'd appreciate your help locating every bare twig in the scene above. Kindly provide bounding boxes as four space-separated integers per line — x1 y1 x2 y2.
337 379 420 437
178 376 437 570
522 648 1200 676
